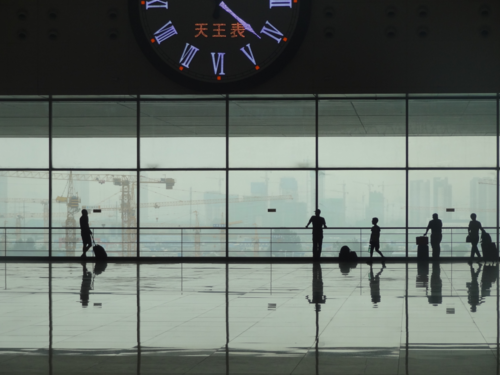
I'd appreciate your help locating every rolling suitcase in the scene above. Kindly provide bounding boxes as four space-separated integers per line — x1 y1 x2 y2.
481 242 498 261
417 244 429 259
416 236 429 245
91 232 107 259
481 231 498 261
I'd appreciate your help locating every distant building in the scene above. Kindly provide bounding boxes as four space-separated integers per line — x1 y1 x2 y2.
321 198 345 227
433 178 452 221
409 180 430 227
0 176 6 224
470 178 496 227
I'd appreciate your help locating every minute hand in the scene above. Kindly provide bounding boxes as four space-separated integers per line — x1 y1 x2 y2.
219 1 261 39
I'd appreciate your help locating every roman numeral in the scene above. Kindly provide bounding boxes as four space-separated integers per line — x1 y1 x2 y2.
269 0 292 8
211 53 226 75
146 0 168 9
180 43 199 68
260 21 283 43
240 44 256 65
154 21 177 44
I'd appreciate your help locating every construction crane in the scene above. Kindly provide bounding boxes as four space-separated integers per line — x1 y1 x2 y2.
193 210 201 257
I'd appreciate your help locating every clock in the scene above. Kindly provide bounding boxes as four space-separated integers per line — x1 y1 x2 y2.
129 0 310 91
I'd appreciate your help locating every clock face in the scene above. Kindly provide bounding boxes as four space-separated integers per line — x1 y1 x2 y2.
129 0 310 91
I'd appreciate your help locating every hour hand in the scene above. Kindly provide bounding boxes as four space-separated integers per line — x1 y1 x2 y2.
218 1 261 39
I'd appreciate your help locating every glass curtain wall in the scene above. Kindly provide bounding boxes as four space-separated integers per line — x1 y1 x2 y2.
0 94 498 258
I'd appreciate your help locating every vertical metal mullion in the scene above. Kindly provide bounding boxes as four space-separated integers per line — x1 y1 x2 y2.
405 94 409 259
225 95 229 258
48 262 53 375
137 96 141 258
315 96 319 211
405 262 409 374
225 263 229 374
48 96 53 258
496 93 499 252
137 263 141 375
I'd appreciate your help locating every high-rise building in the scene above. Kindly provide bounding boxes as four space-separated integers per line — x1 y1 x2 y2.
410 180 431 227
470 178 496 227
433 178 453 221
0 176 6 226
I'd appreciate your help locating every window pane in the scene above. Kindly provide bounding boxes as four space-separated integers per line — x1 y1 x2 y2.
53 102 137 168
319 100 405 167
140 171 225 227
0 101 48 168
51 171 137 257
318 170 406 228
141 101 226 168
0 173 49 224
409 100 496 167
409 170 497 257
229 101 315 168
229 171 314 227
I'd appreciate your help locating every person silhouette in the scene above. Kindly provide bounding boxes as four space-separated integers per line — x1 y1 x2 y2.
306 209 327 261
80 262 92 308
369 217 385 261
80 209 92 257
369 262 385 305
468 213 484 262
424 213 442 259
467 263 482 312
428 261 442 305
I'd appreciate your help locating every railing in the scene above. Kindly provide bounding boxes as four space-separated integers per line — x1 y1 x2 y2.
1 226 497 258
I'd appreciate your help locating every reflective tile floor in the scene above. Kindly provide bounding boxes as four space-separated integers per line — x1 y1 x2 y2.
0 261 499 375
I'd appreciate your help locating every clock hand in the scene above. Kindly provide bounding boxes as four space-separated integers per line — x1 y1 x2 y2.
218 1 261 39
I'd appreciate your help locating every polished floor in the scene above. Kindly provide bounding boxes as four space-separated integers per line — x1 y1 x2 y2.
0 261 498 375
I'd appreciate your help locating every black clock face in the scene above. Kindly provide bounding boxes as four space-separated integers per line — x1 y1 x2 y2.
129 0 310 90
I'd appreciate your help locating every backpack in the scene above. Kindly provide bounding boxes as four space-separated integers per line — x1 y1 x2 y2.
339 246 351 260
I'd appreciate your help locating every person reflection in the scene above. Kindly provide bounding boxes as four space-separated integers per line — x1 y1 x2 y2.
80 262 92 308
428 262 442 306
481 263 498 299
468 213 484 263
467 263 483 312
306 262 326 375
423 213 442 259
307 262 326 307
369 262 385 306
416 261 429 289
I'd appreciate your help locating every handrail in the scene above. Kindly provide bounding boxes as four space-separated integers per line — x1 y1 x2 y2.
0 226 497 230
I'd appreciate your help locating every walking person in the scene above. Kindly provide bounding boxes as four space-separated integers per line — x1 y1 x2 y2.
306 209 327 261
80 209 92 257
468 213 483 263
424 213 443 259
369 217 385 261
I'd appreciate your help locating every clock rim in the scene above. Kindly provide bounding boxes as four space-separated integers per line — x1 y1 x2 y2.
128 0 311 93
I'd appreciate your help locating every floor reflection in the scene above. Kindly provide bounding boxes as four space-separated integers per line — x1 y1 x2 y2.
0 261 498 375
